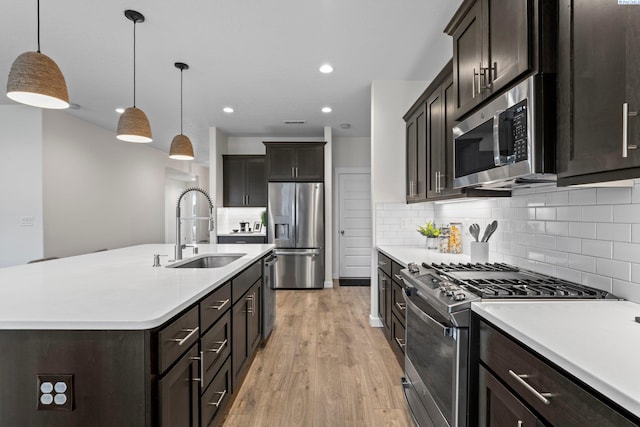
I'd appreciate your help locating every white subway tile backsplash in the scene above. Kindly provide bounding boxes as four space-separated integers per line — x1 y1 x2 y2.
556 206 581 221
632 224 640 243
569 188 597 205
612 279 640 301
527 221 545 234
613 204 640 223
546 191 569 206
596 223 631 242
556 266 582 283
536 207 556 221
525 194 546 207
612 242 640 263
596 258 631 281
556 236 581 253
546 221 569 236
534 234 556 250
581 272 613 292
535 262 557 277
581 239 612 258
597 187 632 205
569 222 597 239
581 205 613 222
568 253 596 273
545 250 568 266
526 248 546 262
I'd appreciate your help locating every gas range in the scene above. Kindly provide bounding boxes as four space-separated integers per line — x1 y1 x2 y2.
401 261 619 323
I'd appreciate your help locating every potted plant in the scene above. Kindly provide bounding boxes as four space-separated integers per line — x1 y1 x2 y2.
418 221 441 249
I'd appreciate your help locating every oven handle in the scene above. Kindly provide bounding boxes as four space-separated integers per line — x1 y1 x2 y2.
403 288 456 339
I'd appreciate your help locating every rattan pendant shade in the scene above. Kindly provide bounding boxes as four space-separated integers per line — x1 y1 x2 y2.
117 10 152 143
6 1 69 109
169 62 194 160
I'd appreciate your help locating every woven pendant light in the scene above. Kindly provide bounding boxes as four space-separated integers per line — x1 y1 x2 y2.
117 10 152 143
169 62 194 160
6 0 69 109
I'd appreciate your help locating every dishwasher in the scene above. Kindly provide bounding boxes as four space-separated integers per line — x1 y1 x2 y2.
262 253 278 340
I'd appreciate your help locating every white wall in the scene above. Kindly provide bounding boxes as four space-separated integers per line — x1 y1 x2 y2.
332 137 371 168
42 110 193 258
0 106 44 267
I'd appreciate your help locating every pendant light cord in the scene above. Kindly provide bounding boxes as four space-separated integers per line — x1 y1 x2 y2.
36 0 41 53
180 68 184 134
133 19 137 107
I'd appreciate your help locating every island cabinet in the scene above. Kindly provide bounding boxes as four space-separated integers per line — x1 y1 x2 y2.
557 1 640 185
264 142 325 181
222 155 267 207
445 0 553 120
473 315 639 427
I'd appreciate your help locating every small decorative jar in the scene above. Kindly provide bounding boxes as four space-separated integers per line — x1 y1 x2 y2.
426 237 438 250
449 223 462 254
439 227 450 253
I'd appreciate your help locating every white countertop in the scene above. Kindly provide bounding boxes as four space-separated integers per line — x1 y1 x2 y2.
0 244 274 330
377 245 470 267
472 300 640 419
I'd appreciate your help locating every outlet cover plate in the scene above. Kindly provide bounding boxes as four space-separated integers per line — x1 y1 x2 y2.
37 374 73 411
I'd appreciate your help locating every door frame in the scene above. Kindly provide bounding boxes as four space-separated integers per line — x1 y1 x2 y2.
333 167 371 279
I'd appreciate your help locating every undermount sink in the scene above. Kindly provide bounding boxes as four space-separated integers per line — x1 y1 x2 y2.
167 253 245 269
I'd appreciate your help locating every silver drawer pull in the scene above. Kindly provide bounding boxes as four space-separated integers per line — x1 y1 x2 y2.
209 299 229 311
395 337 406 348
207 339 228 354
378 261 387 267
207 390 227 407
394 274 404 282
395 302 406 311
169 327 199 346
508 370 553 405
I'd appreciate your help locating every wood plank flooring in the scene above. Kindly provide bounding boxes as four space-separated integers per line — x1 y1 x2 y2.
223 285 412 427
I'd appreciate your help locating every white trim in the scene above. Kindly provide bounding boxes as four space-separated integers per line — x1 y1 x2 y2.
333 167 372 279
324 280 334 288
369 314 383 328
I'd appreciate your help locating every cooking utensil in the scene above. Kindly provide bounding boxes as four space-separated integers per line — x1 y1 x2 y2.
481 220 498 242
469 223 480 242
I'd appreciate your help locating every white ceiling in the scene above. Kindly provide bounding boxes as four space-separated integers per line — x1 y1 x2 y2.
1 0 462 163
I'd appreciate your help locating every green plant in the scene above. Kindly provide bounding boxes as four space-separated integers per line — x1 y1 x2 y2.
417 221 441 238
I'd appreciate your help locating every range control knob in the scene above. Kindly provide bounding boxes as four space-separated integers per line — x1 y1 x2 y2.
439 285 448 293
453 292 466 301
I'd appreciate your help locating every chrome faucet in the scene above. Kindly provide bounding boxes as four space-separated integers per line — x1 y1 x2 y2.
175 187 214 261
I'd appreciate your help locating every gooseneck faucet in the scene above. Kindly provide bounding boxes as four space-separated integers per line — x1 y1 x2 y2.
175 187 214 261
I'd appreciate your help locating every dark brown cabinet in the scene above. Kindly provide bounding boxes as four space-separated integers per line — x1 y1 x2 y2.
159 346 199 427
232 279 262 391
223 155 266 207
377 252 392 338
478 365 542 427
475 316 640 427
557 1 640 185
378 251 408 367
264 142 325 181
405 61 462 202
446 0 531 120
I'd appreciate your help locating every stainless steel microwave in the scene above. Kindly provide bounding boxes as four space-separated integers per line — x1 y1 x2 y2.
452 75 556 190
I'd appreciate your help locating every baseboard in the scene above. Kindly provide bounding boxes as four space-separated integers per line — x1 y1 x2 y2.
369 314 383 328
324 280 334 288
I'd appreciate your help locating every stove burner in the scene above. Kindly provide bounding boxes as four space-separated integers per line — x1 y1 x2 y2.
425 262 520 273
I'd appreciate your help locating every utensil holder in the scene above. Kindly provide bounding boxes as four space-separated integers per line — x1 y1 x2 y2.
470 242 489 263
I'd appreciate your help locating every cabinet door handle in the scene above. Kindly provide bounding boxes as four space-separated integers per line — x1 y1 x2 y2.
207 390 227 407
479 62 488 90
623 103 639 157
209 299 229 311
207 339 228 354
472 67 477 98
395 337 406 349
191 352 204 389
292 167 295 177
394 274 403 282
378 261 387 267
169 327 199 346
395 301 406 311
508 370 553 405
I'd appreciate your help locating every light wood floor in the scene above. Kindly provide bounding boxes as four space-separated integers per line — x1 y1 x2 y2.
223 285 413 427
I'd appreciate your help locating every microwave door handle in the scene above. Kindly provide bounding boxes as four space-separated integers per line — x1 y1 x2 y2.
493 112 503 166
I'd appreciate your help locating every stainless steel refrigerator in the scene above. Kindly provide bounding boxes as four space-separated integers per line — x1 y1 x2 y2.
268 182 324 289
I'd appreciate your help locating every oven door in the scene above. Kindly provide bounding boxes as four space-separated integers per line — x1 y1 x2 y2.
402 288 468 427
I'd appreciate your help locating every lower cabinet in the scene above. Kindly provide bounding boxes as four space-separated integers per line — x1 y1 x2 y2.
232 279 262 391
159 346 200 427
377 251 407 367
201 358 232 427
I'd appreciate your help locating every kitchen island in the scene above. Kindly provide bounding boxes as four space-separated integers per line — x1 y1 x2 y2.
0 243 274 427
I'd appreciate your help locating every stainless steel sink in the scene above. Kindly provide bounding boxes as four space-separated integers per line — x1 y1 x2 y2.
167 254 245 269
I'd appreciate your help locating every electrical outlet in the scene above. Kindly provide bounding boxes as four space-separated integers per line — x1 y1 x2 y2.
20 216 34 226
37 374 73 411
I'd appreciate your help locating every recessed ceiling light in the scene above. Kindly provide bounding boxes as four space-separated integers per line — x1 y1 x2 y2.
115 107 125 114
321 107 332 113
223 107 234 113
319 64 333 74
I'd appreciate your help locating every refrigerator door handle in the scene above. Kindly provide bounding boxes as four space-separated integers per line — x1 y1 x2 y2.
273 249 320 256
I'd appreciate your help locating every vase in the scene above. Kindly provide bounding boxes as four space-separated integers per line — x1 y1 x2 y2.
426 237 438 250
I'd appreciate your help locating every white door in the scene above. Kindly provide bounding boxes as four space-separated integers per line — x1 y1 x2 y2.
338 172 372 278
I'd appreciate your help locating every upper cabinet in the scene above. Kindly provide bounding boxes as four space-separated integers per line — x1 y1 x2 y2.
557 1 640 185
223 155 267 207
264 142 325 181
405 104 427 201
446 0 547 120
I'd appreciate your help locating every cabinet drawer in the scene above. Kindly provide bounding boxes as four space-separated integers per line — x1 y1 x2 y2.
201 311 231 391
391 261 405 284
217 235 266 244
479 320 638 427
391 313 405 367
377 252 392 277
201 356 232 427
232 261 261 304
158 306 200 374
391 281 406 325
200 282 231 334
